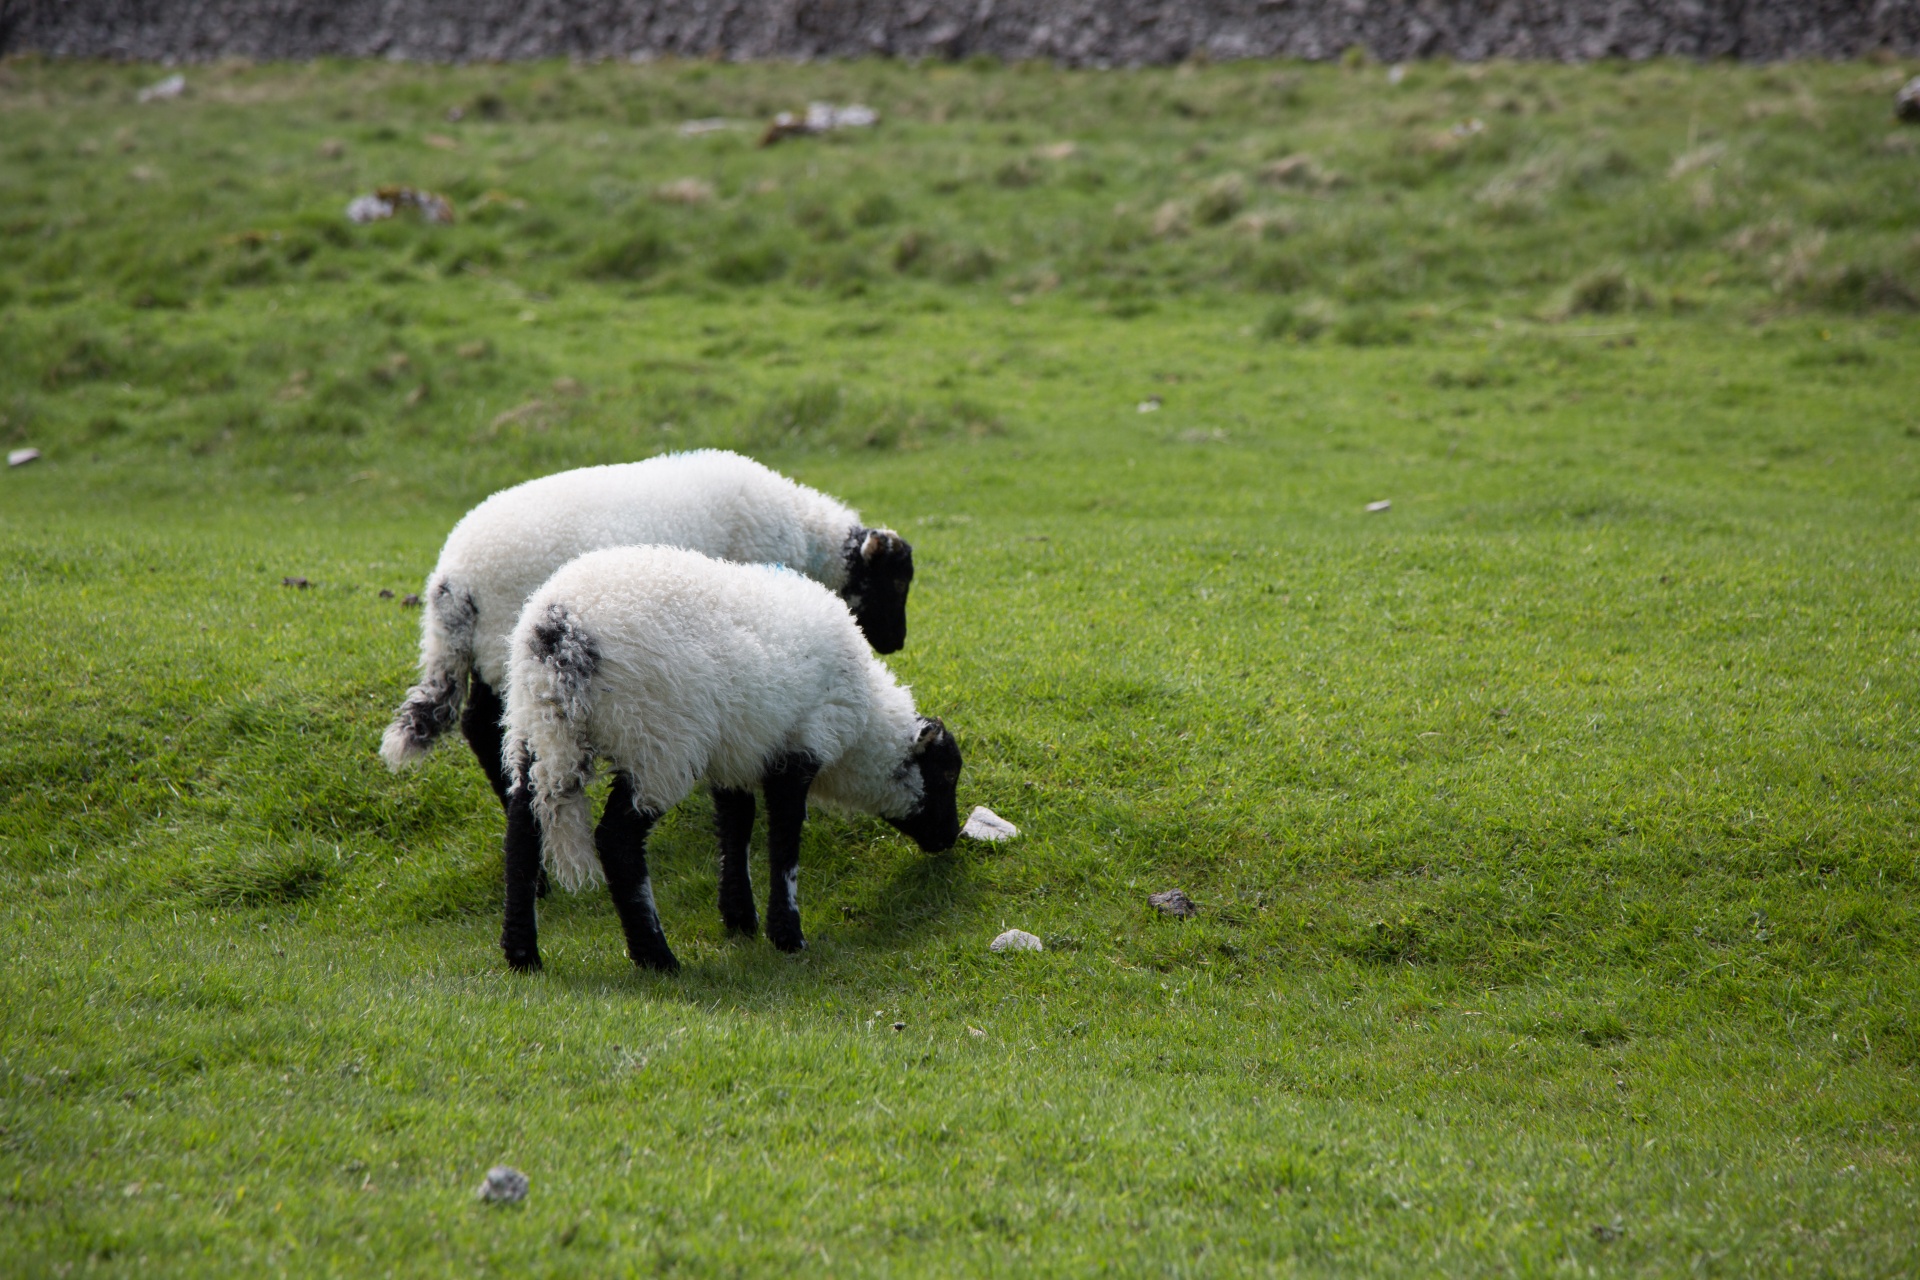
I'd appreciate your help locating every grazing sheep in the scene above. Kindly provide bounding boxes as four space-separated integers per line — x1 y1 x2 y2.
378 450 915 814
498 544 962 973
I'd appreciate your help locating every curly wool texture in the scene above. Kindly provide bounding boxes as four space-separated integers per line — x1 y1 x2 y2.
380 450 864 772
504 545 928 891
429 450 858 691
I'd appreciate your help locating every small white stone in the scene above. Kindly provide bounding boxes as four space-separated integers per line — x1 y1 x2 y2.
1365 499 1392 513
805 102 878 130
8 448 41 468
963 806 1018 841
477 1165 528 1204
138 74 186 103
1895 75 1920 123
990 929 1043 953
346 194 395 224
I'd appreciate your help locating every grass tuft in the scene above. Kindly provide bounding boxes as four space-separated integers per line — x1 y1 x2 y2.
1566 266 1638 315
580 227 678 280
193 842 339 906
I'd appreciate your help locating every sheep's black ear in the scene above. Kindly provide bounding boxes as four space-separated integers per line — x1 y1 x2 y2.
911 717 946 756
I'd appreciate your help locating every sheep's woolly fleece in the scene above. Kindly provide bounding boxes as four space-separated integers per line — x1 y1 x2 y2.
505 545 929 891
380 450 863 770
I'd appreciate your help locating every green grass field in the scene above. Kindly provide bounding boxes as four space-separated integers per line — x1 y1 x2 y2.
2 53 1918 1275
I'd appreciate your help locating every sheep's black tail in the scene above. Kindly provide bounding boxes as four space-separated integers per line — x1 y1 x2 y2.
380 574 477 771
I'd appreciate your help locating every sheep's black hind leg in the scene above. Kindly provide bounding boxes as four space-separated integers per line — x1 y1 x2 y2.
597 772 678 973
466 676 548 898
462 676 509 808
761 754 819 953
500 760 543 972
713 787 758 937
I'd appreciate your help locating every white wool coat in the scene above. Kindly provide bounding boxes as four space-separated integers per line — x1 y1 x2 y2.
432 450 859 691
504 545 927 890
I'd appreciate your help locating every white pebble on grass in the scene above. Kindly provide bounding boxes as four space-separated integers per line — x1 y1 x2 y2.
138 75 185 103
990 929 1043 953
346 194 395 224
963 806 1019 841
806 102 878 130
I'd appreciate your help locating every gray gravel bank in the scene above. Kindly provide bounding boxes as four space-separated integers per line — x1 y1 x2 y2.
4 1 1918 65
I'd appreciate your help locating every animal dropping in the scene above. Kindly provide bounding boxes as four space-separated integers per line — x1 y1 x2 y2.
1148 889 1197 918
990 928 1043 953
477 1165 528 1205
962 806 1018 841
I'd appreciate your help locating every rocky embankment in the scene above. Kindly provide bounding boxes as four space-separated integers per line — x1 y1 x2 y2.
4 1 1918 65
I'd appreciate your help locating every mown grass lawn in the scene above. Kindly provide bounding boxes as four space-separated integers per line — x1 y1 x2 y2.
1 54 1918 1276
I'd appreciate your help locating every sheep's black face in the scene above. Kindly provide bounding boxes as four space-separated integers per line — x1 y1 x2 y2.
842 527 913 655
887 717 962 852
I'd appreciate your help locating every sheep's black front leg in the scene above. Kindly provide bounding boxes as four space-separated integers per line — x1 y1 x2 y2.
713 786 758 937
500 760 543 972
760 753 819 953
468 676 549 898
597 772 678 973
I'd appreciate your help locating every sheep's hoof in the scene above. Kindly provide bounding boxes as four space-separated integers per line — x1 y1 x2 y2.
767 916 806 953
722 911 759 938
504 947 542 972
631 944 680 974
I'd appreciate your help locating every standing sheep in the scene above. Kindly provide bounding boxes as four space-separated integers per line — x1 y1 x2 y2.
500 545 962 973
379 450 915 814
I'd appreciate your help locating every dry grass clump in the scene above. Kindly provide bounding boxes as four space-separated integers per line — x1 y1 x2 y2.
654 177 716 204
1564 266 1642 316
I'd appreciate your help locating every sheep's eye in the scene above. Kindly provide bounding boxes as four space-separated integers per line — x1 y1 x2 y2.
944 769 959 783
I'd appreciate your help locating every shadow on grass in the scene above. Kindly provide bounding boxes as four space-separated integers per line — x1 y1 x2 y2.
530 835 983 1006
838 846 984 952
